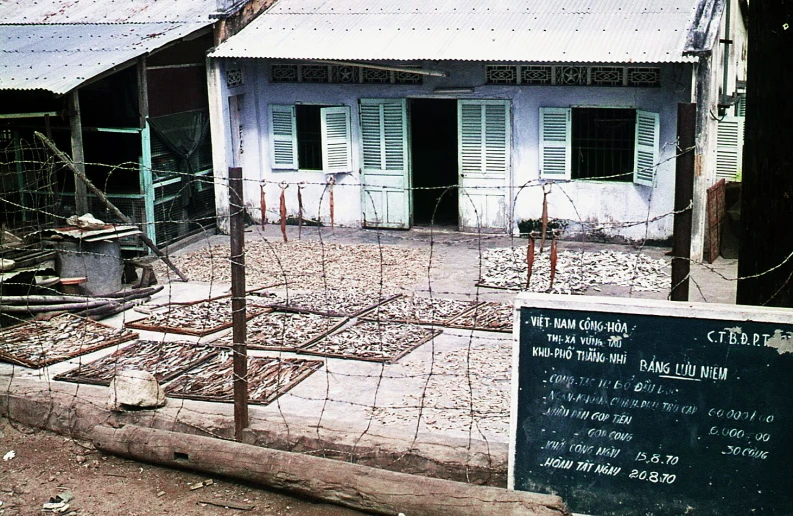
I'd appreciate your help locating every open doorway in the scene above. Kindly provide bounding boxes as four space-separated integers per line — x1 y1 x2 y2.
409 99 458 226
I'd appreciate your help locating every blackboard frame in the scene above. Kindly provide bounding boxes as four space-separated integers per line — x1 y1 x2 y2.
509 293 793 516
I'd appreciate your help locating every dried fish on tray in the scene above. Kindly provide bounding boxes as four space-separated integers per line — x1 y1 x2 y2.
216 311 345 351
154 240 430 292
446 302 514 333
165 352 323 405
271 289 400 317
477 247 670 294
300 321 441 364
0 313 137 368
126 296 269 337
54 340 219 386
361 295 482 326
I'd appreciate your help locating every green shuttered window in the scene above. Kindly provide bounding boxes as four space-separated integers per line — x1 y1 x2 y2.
359 99 407 172
269 104 352 172
539 107 571 180
320 107 352 172
539 107 660 186
633 110 660 186
269 104 298 169
716 116 744 181
458 100 511 175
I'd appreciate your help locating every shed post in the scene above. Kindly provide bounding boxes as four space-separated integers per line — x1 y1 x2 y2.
69 90 89 215
137 56 156 245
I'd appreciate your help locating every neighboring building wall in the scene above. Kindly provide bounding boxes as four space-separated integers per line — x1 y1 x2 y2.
214 0 277 44
687 0 748 259
210 59 695 241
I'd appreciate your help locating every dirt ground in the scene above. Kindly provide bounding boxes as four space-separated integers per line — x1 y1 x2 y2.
0 418 367 516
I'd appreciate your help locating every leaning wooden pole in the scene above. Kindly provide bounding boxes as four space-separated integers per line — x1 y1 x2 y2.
93 425 569 516
228 166 249 440
34 131 189 282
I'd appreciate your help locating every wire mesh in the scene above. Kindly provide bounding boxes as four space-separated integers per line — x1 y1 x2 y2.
0 134 758 494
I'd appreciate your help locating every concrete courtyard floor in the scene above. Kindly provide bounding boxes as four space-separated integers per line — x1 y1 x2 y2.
0 225 738 485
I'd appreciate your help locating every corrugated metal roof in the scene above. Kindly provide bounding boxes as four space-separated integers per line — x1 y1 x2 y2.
0 0 218 94
0 23 209 94
0 0 218 24
211 0 703 63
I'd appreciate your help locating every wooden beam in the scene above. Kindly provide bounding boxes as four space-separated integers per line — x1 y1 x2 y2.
93 425 569 516
671 103 697 301
136 56 149 130
69 90 89 214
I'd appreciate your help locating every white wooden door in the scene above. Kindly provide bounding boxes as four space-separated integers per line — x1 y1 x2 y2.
457 100 511 232
359 98 410 228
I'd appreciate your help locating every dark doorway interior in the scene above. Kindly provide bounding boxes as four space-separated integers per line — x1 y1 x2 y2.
410 99 458 226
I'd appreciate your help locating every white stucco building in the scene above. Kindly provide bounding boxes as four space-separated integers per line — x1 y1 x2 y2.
207 0 747 255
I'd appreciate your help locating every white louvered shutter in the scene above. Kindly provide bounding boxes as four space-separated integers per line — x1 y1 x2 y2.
268 104 297 169
633 110 660 187
459 102 483 173
458 100 511 175
320 106 352 172
359 99 407 172
539 107 571 180
716 116 744 181
735 92 746 118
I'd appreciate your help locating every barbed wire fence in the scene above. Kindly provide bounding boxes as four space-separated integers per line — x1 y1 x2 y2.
0 133 765 492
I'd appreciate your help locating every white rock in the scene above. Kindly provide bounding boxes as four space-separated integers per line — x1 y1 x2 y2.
109 370 166 410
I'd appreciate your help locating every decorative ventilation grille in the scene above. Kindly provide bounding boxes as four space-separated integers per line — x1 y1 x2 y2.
394 69 423 84
555 66 588 85
591 67 624 86
486 65 661 87
627 67 661 87
270 64 423 85
300 65 329 83
225 67 244 88
486 65 518 84
271 64 299 82
332 65 359 83
362 68 391 83
521 66 553 85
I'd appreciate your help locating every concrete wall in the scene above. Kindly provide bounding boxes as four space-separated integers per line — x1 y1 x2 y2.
209 58 695 241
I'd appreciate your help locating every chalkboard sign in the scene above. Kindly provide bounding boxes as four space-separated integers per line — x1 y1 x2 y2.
509 294 793 516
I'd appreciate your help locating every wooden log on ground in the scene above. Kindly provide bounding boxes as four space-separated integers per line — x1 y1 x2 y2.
0 295 97 304
93 425 569 516
0 300 109 313
76 300 139 320
102 285 163 301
